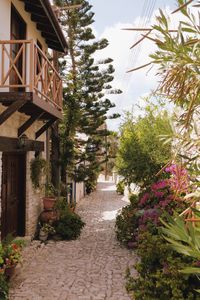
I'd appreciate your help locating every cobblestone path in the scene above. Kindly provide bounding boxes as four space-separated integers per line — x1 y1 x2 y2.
10 181 136 300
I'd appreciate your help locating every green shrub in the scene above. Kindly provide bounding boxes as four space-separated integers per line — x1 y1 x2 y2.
30 157 47 189
55 196 69 212
116 180 125 195
85 180 96 194
129 194 139 208
116 170 199 299
127 230 200 300
54 210 85 240
115 195 140 246
0 274 8 300
54 200 85 240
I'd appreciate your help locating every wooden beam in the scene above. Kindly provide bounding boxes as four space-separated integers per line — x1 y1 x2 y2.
36 118 56 139
18 111 44 137
25 3 43 15
0 99 27 126
41 32 58 40
36 23 54 34
32 93 63 119
31 14 49 24
23 0 42 8
0 92 32 103
45 39 61 47
0 136 44 152
0 92 63 120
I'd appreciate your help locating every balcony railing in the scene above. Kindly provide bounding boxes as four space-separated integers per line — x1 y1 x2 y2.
0 39 62 110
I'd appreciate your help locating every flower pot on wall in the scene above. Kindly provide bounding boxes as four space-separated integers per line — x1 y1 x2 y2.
43 197 56 210
5 264 16 279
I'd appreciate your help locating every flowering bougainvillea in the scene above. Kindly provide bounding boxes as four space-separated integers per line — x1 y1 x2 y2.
116 165 197 299
116 163 189 247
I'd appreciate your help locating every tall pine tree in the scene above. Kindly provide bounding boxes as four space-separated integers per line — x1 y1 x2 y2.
55 0 121 193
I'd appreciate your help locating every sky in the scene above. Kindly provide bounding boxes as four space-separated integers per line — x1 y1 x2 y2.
87 0 179 130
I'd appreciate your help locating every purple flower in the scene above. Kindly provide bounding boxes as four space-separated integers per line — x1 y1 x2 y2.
139 209 160 226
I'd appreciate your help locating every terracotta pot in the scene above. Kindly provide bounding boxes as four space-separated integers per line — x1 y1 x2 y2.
43 197 56 210
5 264 16 279
40 210 59 223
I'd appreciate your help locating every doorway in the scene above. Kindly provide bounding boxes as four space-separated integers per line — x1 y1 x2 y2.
10 5 27 91
1 152 26 239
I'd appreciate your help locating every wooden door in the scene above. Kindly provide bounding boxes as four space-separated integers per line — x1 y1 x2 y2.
1 153 26 239
10 5 26 90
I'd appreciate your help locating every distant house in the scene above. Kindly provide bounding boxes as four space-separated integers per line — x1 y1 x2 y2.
0 0 68 239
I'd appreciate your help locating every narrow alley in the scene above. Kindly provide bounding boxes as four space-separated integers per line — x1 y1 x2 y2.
9 182 136 300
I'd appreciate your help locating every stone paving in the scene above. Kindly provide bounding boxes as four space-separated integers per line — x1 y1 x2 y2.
9 181 137 300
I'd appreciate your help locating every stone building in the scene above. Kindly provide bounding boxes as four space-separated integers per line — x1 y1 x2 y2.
0 0 68 239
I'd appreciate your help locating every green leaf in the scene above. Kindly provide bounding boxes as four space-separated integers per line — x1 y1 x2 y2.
191 208 200 218
181 27 197 33
180 267 200 275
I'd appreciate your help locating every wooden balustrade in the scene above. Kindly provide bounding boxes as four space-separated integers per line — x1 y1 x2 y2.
0 39 63 110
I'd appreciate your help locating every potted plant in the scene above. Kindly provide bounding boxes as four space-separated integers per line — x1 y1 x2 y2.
0 244 5 275
43 183 57 210
30 157 47 189
39 223 56 241
3 240 24 279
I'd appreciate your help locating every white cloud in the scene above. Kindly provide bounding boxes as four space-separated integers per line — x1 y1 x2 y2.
93 6 191 131
94 21 158 130
55 2 196 132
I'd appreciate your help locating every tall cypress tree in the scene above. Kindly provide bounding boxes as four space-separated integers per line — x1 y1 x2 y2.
55 0 121 192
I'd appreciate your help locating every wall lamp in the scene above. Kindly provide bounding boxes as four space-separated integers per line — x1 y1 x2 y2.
18 134 28 148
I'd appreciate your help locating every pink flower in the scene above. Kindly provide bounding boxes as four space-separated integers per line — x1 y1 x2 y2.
154 191 164 198
151 180 169 192
139 193 149 206
159 199 171 208
139 209 160 226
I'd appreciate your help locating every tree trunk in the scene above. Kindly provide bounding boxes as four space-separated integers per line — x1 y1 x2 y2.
51 120 60 191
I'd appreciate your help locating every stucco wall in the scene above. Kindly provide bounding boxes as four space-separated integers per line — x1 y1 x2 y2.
26 151 44 237
0 0 55 238
0 0 48 49
0 0 48 91
75 182 85 203
0 107 46 237
0 104 46 141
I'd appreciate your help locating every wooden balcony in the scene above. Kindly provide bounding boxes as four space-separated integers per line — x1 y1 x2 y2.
0 39 63 137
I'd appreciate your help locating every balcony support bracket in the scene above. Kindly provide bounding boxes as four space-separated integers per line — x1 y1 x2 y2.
18 111 44 137
0 99 27 126
35 118 56 139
